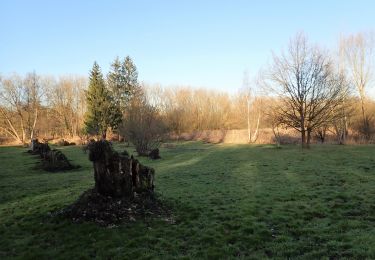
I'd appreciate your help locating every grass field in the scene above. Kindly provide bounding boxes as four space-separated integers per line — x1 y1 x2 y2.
0 142 374 259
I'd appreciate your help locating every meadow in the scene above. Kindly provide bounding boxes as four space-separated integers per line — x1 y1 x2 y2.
0 142 374 259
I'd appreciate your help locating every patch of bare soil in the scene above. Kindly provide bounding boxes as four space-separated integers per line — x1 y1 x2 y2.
57 189 174 226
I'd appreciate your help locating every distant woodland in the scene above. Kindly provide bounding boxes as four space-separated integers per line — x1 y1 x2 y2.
1 32 375 149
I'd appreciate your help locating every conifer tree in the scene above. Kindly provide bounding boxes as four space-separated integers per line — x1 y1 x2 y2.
107 56 123 108
107 56 139 113
84 62 121 139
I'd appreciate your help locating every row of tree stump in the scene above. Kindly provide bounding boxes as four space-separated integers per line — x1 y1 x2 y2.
29 139 77 171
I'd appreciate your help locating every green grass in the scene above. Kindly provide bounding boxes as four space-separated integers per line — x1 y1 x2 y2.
0 142 375 259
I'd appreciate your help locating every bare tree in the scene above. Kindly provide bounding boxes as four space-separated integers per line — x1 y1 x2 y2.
265 33 350 148
24 72 44 141
341 32 374 140
0 75 23 143
0 73 44 143
47 76 87 137
266 101 283 147
241 71 261 143
120 88 168 156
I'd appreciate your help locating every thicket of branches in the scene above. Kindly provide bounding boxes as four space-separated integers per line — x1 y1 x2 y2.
1 32 374 147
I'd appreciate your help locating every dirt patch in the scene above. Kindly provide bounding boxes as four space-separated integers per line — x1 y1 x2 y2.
57 189 174 226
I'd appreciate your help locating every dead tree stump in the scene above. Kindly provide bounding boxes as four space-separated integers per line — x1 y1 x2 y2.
59 140 170 225
42 149 76 171
30 139 51 159
149 148 161 160
29 139 77 171
86 140 155 198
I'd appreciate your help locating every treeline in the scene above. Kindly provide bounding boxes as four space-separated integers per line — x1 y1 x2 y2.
0 73 86 143
145 86 262 132
1 32 375 147
146 86 375 143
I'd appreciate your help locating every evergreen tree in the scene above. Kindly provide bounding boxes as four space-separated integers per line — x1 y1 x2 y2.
84 62 121 139
107 56 123 107
122 56 139 97
107 56 139 112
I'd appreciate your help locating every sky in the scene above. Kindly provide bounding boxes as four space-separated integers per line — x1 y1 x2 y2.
1 0 375 93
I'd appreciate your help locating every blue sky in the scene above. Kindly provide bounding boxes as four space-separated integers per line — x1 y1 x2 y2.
1 0 374 92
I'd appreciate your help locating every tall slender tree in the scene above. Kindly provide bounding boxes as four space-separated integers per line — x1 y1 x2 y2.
84 62 121 139
121 56 139 106
107 56 139 113
107 57 123 108
341 32 374 140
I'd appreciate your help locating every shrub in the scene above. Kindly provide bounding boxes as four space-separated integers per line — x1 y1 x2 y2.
120 92 168 156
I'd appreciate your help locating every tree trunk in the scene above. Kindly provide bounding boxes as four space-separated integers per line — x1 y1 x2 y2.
342 100 347 144
301 129 307 148
21 127 26 144
101 130 107 140
272 124 281 147
251 111 261 143
30 108 38 141
300 112 307 148
306 130 312 148
247 98 251 143
361 98 367 128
